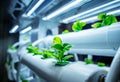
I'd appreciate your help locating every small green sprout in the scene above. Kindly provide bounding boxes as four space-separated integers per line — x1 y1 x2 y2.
22 80 28 82
62 30 69 34
51 36 73 66
97 62 106 67
26 44 40 55
84 58 93 64
72 20 86 32
39 48 54 59
9 45 17 50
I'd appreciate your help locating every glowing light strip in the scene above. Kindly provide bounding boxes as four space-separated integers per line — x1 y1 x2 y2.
27 0 44 16
9 25 19 33
20 26 32 34
42 0 84 20
62 0 120 23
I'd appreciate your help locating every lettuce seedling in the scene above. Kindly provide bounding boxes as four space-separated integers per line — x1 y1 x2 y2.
26 44 54 59
62 30 69 34
26 44 40 55
84 58 93 64
97 62 106 67
51 36 73 66
39 48 54 59
72 20 86 32
9 45 17 50
92 13 118 28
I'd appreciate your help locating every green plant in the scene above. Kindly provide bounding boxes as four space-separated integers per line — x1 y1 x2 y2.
84 58 93 64
97 62 106 67
91 13 118 28
39 48 54 59
62 30 69 34
51 36 73 66
72 20 86 32
26 44 53 58
9 45 17 50
26 44 40 55
22 80 28 82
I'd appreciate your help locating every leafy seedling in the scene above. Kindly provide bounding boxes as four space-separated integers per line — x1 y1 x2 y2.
91 13 118 28
9 45 17 50
26 44 40 55
84 58 93 64
62 30 69 34
39 48 54 59
72 20 86 32
22 80 28 82
97 62 106 67
51 36 73 66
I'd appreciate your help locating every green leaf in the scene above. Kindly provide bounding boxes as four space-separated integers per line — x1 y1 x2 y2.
26 44 40 55
55 61 69 66
53 36 62 44
84 58 93 64
98 13 107 20
62 30 69 34
62 55 73 61
102 15 118 26
72 20 86 32
51 44 63 51
63 43 72 52
9 46 17 50
22 80 28 82
91 22 102 28
97 62 106 67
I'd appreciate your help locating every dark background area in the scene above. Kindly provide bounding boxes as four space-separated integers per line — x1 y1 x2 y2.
0 0 19 82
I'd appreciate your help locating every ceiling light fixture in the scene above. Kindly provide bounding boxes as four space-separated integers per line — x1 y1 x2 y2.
42 0 91 20
62 0 120 23
9 25 19 33
20 26 32 34
26 0 44 16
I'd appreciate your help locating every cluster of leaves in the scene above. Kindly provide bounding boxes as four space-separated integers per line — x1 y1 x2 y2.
62 30 69 34
84 58 93 64
39 49 54 59
26 44 40 55
9 45 17 50
91 13 118 28
51 36 73 66
97 62 106 67
84 58 106 67
22 80 28 82
72 20 86 32
26 44 54 59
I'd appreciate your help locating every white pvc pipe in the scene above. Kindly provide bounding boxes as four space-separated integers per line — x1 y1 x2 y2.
43 22 120 56
69 49 116 56
20 54 109 82
105 46 120 82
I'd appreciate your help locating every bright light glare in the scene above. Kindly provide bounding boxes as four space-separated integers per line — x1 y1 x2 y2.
20 26 32 34
62 0 120 23
9 25 19 33
27 0 44 16
42 0 83 20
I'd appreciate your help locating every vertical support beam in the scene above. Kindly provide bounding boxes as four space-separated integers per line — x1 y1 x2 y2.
105 46 120 82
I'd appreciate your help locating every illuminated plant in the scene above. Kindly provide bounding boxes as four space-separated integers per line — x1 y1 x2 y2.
26 44 40 55
62 29 69 34
72 20 86 32
91 13 118 28
26 44 53 58
84 58 93 64
9 45 17 50
97 62 106 67
51 36 73 66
